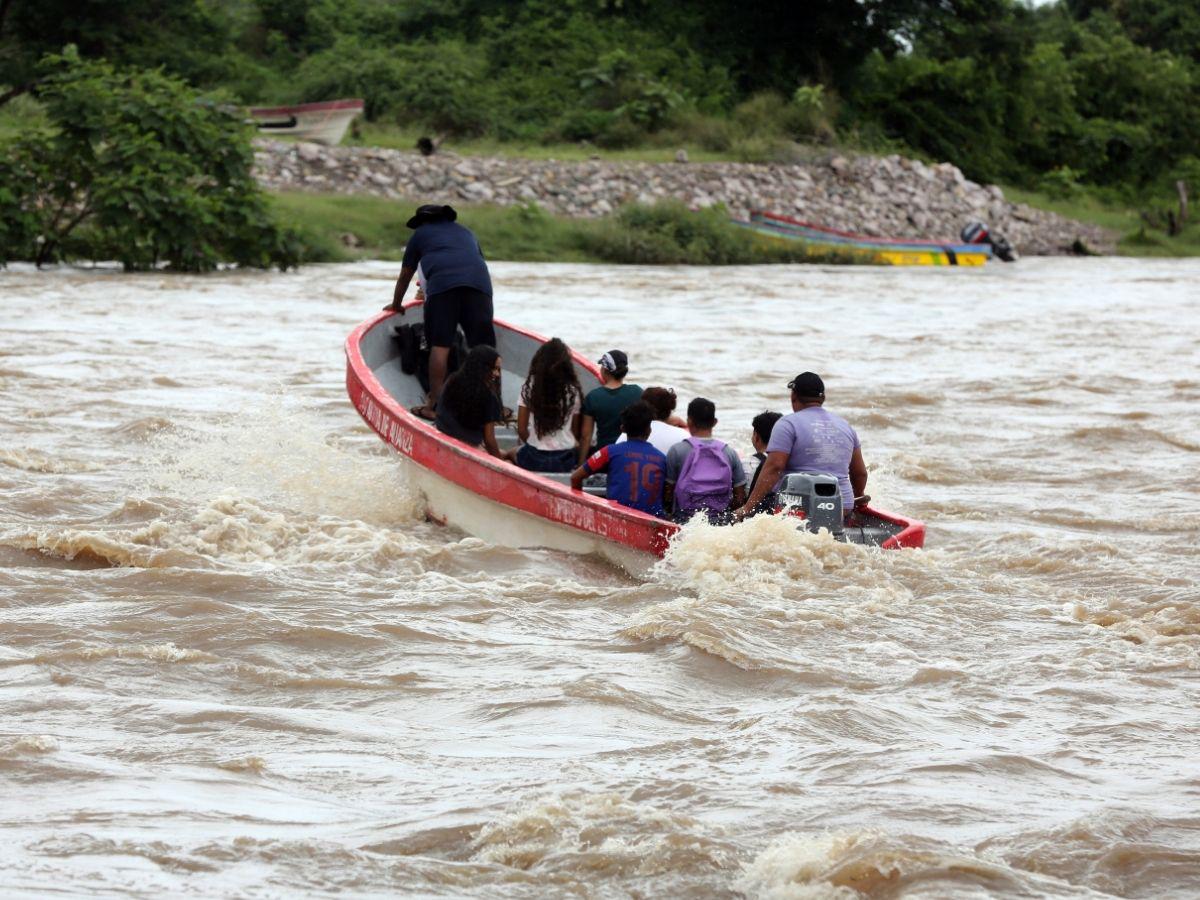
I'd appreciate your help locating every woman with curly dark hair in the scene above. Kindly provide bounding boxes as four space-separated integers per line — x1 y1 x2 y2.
512 338 583 473
435 345 505 457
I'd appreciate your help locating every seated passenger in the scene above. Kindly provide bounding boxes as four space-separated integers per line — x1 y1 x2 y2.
664 398 747 522
434 345 505 458
734 372 868 520
615 386 688 455
578 349 642 464
510 338 582 473
571 401 665 517
746 410 783 513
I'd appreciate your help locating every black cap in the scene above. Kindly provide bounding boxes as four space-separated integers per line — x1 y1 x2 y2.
598 350 628 372
788 372 825 398
406 204 458 229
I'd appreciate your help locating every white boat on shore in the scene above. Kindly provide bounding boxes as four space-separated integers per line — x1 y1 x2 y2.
345 305 925 569
249 98 364 146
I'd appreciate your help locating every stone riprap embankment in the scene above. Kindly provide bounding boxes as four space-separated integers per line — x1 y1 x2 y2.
254 139 1115 256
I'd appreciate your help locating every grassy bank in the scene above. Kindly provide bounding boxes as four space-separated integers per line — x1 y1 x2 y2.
271 192 872 266
1003 186 1200 257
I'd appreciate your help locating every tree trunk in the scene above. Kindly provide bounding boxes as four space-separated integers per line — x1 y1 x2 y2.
1177 180 1189 226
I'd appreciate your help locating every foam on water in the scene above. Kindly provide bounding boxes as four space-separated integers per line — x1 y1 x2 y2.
736 829 1102 899
0 448 102 474
2 495 427 569
147 390 420 525
623 515 925 673
471 791 737 877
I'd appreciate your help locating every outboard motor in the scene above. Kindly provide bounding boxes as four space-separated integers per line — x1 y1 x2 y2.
961 220 1018 262
777 473 844 536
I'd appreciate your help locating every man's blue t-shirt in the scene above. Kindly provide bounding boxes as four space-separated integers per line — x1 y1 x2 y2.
583 440 666 517
401 221 493 298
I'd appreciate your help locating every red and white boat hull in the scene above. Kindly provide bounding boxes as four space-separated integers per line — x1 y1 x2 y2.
345 308 924 565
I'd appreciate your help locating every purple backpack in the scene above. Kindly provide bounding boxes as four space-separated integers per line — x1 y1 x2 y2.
675 438 733 513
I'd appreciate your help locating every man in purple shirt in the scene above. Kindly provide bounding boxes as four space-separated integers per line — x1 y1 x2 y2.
733 372 868 520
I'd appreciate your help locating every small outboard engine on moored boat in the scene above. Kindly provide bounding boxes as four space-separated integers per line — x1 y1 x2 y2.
961 220 1018 262
777 473 844 536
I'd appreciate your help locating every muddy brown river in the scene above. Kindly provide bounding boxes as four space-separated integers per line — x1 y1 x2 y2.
1 259 1197 897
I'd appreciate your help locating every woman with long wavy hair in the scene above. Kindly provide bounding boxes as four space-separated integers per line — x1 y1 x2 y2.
511 338 582 473
435 344 505 458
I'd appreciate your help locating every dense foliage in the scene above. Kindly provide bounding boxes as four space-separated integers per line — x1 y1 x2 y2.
1 0 1197 203
0 52 299 270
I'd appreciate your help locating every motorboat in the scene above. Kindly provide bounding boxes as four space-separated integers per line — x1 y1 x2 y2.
345 306 925 568
738 210 992 267
249 98 364 146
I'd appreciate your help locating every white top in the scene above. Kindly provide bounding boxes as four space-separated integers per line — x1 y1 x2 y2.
616 420 689 456
520 382 581 452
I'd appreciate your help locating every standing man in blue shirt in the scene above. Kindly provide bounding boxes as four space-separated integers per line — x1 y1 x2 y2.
386 204 494 417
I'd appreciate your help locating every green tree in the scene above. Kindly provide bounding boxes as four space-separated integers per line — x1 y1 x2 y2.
1064 0 1200 62
0 51 299 270
0 0 231 104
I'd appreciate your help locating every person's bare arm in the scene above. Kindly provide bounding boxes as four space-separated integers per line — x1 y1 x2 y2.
734 451 788 518
578 415 595 464
482 422 503 459
516 406 531 444
570 464 588 491
570 413 581 442
732 484 747 508
386 265 417 311
849 446 868 507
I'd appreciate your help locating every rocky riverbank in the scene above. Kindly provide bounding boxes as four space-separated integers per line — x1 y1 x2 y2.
254 140 1115 256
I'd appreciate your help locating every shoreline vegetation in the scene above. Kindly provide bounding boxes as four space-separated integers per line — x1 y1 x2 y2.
2 0 1198 269
2 83 1195 267
271 193 878 267
276 187 1200 266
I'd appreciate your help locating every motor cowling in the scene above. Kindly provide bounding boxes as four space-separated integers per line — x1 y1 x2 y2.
961 220 1018 262
777 473 844 535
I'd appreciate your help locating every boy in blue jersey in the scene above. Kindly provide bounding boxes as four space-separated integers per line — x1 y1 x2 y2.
571 401 666 517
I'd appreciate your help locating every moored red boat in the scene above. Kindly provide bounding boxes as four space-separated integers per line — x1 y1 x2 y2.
345 306 925 567
249 98 364 146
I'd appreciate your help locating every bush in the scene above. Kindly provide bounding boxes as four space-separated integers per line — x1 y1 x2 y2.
791 84 838 142
547 108 616 143
722 89 839 148
594 114 647 150
1039 165 1084 199
0 50 299 270
665 110 735 152
580 202 744 264
293 36 492 133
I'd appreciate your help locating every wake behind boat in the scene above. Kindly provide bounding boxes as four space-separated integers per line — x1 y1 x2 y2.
346 306 925 566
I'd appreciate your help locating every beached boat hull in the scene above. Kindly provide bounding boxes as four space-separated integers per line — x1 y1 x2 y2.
249 99 364 146
345 308 925 565
741 210 991 266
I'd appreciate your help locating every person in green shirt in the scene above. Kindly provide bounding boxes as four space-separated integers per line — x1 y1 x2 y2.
578 349 642 464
